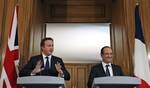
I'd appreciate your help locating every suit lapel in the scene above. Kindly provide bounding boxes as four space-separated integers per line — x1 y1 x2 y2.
50 56 57 71
50 56 58 74
39 55 44 68
112 64 118 76
99 63 107 76
51 56 54 69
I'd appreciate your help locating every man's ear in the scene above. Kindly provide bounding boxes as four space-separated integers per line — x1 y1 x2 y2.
101 54 103 57
41 46 44 51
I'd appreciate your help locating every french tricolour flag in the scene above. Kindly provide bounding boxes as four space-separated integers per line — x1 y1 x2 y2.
134 5 150 88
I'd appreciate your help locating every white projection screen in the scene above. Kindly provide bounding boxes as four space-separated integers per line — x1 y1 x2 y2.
46 23 111 63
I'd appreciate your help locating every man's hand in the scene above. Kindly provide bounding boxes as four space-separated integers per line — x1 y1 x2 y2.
31 60 44 75
55 62 63 74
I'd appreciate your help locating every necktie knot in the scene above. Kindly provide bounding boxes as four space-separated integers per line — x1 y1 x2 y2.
106 65 110 68
45 56 49 59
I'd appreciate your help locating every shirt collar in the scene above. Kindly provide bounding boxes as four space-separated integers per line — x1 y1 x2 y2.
42 53 52 59
102 61 112 67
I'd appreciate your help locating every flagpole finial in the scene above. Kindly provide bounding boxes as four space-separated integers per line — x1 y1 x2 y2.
136 0 140 6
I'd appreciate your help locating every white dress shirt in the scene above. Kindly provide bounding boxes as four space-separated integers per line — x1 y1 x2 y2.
31 54 52 76
42 53 52 68
102 62 113 76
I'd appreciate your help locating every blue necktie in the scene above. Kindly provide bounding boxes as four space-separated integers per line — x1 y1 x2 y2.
105 65 110 76
45 56 50 70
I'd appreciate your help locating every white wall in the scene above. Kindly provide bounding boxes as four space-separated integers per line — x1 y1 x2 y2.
46 23 110 63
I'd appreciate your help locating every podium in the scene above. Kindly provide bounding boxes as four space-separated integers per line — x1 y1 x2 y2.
17 76 65 88
92 76 141 88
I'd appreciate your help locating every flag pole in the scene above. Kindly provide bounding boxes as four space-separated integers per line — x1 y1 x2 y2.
136 0 140 6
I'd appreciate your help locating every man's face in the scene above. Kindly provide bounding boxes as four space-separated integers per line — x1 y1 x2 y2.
101 48 113 63
41 40 54 55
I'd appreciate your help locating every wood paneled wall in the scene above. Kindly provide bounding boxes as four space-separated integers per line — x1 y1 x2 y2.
18 0 34 68
0 0 4 43
140 0 150 62
0 0 5 72
65 63 95 88
19 0 45 68
44 0 112 22
111 0 134 75
0 0 150 76
111 0 150 75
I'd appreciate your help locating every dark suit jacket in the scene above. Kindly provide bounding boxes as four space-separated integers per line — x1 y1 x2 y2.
19 55 70 80
87 63 124 88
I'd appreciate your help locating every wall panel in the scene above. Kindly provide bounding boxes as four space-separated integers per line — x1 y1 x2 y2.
44 0 112 22
111 0 150 75
1 0 150 79
111 0 134 75
0 0 4 43
0 0 5 72
140 0 150 61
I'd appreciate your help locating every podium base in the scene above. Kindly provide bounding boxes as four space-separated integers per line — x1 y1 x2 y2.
95 85 134 88
19 85 65 88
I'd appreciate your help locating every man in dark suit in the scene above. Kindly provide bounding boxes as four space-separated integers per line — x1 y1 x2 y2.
19 37 70 80
87 46 124 88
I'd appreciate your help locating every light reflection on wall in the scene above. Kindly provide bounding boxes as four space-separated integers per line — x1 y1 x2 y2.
46 23 110 63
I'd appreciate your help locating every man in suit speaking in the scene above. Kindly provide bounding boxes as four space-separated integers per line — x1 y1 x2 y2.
19 37 70 80
87 46 124 88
